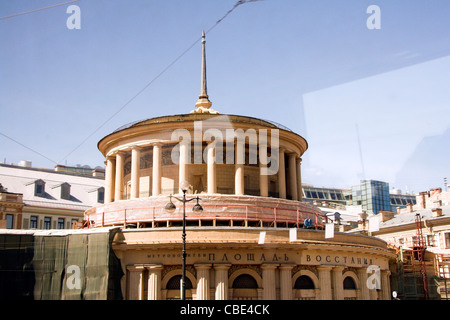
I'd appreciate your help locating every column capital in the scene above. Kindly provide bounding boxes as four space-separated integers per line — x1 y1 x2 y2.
131 145 142 150
279 263 296 270
127 264 146 272
317 266 333 272
145 264 163 271
195 263 212 270
261 263 280 270
106 155 116 161
381 270 391 276
332 266 346 272
213 264 231 270
356 266 369 274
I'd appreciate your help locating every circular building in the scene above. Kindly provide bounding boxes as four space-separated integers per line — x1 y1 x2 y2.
84 33 395 300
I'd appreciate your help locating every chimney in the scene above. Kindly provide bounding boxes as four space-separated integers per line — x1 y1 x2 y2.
433 200 442 208
379 210 395 222
430 188 442 197
432 208 443 218
407 203 414 213
418 192 427 209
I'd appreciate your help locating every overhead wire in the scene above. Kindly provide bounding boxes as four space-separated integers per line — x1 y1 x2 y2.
56 0 262 166
0 132 58 165
0 0 262 166
0 0 80 21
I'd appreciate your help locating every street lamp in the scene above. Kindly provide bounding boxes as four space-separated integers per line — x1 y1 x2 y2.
165 180 203 300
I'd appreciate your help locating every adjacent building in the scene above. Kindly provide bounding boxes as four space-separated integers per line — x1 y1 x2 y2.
0 162 105 230
350 187 450 299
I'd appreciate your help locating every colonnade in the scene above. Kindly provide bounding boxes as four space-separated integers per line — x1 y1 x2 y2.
125 263 392 300
104 142 303 203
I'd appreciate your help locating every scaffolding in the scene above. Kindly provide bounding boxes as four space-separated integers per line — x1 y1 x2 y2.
435 254 450 300
391 214 439 300
413 213 429 300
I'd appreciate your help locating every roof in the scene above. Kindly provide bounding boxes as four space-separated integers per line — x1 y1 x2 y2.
0 164 105 211
380 205 450 228
111 113 293 134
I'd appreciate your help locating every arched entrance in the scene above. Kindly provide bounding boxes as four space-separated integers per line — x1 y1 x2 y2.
343 273 358 300
164 275 194 300
292 271 319 300
230 272 260 300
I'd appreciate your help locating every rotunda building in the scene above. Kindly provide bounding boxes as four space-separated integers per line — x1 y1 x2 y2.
84 33 396 300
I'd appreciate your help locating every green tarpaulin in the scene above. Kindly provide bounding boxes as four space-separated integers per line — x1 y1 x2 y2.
0 228 123 300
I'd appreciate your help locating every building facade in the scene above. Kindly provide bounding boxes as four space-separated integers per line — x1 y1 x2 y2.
0 163 105 230
83 33 396 300
351 188 450 299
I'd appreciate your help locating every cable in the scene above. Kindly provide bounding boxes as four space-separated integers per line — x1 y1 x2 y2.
0 0 80 21
0 1 261 166
0 132 58 164
57 0 262 166
206 0 263 34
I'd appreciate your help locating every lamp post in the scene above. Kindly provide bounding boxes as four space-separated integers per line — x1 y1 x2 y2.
165 180 203 300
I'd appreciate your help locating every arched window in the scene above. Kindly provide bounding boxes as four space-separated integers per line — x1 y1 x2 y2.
232 274 258 289
166 275 193 290
343 276 357 290
294 275 315 289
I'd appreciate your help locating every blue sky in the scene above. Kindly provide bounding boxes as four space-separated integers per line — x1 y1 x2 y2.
1 0 449 193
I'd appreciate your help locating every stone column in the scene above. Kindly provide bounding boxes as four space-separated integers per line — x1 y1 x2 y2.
288 153 298 201
317 266 332 300
262 264 278 300
126 265 145 300
105 156 116 203
332 266 345 300
278 148 286 199
195 264 212 300
259 148 269 197
235 142 245 195
130 146 141 199
152 143 162 196
297 157 303 201
179 140 189 193
207 142 216 194
279 265 294 300
114 151 125 201
381 270 391 300
214 264 231 300
146 265 163 300
357 267 370 300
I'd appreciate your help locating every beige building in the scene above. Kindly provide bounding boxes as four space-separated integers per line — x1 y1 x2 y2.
354 188 450 299
84 32 396 300
0 162 105 230
0 183 24 229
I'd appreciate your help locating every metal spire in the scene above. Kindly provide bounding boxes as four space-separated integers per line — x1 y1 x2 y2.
195 30 212 109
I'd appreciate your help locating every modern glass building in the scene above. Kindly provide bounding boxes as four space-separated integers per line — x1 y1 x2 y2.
351 180 391 215
302 185 350 207
302 181 417 215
